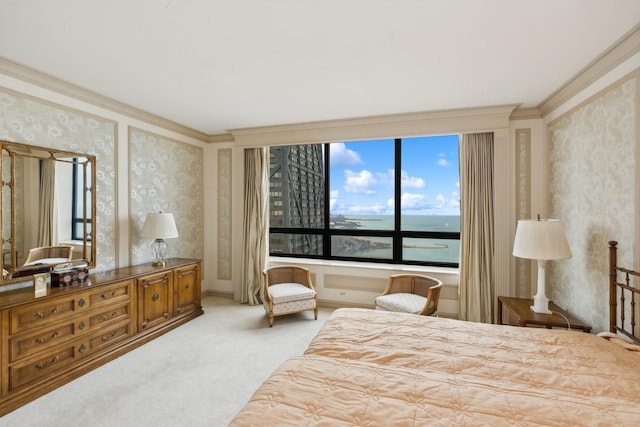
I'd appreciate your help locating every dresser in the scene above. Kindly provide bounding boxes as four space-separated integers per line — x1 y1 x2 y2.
0 258 202 416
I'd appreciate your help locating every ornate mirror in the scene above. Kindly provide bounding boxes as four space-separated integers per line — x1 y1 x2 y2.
1 140 96 284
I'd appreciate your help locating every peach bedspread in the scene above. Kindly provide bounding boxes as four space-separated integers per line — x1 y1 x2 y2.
230 308 640 426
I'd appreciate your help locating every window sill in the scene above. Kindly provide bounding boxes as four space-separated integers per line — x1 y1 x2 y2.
268 256 459 277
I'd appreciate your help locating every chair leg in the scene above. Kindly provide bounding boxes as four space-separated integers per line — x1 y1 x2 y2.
314 308 318 320
269 315 274 327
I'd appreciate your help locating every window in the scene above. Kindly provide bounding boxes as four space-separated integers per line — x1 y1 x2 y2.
71 158 92 241
268 135 460 267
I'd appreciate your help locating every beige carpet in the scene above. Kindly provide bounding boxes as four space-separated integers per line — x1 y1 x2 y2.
0 295 336 427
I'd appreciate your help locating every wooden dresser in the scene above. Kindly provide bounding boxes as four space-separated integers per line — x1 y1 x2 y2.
0 258 202 416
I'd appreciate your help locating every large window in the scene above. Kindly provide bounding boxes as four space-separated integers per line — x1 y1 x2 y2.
269 135 460 267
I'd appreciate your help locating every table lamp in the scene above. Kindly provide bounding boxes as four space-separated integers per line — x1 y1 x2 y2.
512 217 571 314
141 212 179 267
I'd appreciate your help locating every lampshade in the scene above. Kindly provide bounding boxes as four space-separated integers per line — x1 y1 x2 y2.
512 218 571 314
512 219 571 261
141 212 179 239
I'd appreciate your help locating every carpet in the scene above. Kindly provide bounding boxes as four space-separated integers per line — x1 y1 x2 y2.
0 295 335 427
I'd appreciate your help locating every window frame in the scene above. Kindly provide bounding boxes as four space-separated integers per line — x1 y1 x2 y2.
269 137 460 268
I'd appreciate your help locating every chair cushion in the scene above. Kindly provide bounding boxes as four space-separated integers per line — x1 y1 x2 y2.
375 293 433 314
268 282 316 304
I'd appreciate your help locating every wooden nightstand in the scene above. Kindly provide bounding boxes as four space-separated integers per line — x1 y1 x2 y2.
497 296 591 333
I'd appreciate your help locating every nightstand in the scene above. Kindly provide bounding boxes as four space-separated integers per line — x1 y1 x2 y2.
497 296 591 333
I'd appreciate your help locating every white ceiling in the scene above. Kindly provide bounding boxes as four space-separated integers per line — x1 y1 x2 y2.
1 0 640 136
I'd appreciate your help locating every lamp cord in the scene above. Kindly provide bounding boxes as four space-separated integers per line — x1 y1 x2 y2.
550 310 571 330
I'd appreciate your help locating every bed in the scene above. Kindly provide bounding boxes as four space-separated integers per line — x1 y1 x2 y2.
229 241 640 426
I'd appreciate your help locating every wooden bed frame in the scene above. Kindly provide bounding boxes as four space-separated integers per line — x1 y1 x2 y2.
609 240 640 344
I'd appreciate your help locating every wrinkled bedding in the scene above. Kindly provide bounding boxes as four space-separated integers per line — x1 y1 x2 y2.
230 308 640 426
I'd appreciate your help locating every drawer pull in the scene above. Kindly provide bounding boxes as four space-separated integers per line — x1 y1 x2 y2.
35 355 59 370
101 311 118 321
78 298 86 308
78 344 86 353
36 307 59 318
79 321 86 330
101 331 117 342
35 332 58 344
101 290 117 299
185 282 190 289
152 293 160 302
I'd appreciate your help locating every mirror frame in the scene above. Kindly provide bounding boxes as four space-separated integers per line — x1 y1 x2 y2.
0 140 96 284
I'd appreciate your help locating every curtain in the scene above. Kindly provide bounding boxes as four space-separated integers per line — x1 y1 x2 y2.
238 147 269 305
458 132 494 323
37 159 55 247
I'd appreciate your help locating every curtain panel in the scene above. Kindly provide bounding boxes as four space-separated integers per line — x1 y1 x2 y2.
458 132 495 323
237 147 269 305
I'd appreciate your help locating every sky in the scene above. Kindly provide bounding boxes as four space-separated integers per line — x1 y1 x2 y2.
329 134 460 216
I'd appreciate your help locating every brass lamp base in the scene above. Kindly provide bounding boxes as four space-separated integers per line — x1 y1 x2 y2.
152 261 166 267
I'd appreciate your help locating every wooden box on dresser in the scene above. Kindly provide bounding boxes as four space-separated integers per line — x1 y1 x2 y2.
0 258 202 416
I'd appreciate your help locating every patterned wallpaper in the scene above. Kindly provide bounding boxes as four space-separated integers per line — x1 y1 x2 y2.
547 77 636 332
0 88 117 271
129 129 204 265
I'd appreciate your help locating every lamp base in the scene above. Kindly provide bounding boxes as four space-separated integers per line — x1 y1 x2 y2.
530 259 552 314
530 295 552 314
151 261 167 267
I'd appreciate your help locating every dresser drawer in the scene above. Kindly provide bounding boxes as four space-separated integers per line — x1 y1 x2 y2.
9 341 89 392
9 322 76 363
87 322 133 354
86 280 133 309
8 297 78 335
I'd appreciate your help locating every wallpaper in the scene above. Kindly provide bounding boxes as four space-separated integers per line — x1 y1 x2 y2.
0 88 117 272
129 129 204 266
547 77 636 332
217 148 232 280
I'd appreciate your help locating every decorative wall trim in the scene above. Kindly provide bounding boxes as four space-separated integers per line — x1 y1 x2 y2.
515 128 531 298
0 57 209 142
493 128 514 313
230 105 518 147
217 149 232 280
539 23 640 117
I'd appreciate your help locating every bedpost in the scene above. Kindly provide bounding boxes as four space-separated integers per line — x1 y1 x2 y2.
609 241 618 333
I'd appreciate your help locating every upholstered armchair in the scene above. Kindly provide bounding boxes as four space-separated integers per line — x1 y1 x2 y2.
262 265 318 327
375 274 443 316
23 246 73 266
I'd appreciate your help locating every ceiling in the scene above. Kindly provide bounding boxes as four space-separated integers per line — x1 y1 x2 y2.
1 0 640 136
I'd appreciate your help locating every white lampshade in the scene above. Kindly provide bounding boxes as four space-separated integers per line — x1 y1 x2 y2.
512 219 571 261
141 212 179 239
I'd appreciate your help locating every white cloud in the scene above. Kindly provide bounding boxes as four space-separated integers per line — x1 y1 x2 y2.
437 158 450 167
400 192 425 209
329 190 339 210
347 203 387 214
330 143 362 166
344 169 377 194
400 170 425 188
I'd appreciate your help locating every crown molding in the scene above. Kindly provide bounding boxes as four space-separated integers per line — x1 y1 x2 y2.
230 105 518 147
0 56 209 142
538 23 640 117
208 133 235 143
510 107 541 120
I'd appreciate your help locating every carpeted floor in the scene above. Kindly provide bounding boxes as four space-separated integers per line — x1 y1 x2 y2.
0 295 336 427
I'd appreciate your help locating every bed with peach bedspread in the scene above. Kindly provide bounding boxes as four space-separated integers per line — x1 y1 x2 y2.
230 241 640 426
230 308 640 426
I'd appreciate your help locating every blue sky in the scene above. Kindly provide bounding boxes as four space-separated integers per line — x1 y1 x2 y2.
329 135 460 216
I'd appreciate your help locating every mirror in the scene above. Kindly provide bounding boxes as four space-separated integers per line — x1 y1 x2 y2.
1 140 96 284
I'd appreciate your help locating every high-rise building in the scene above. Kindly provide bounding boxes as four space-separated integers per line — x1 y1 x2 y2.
269 144 324 255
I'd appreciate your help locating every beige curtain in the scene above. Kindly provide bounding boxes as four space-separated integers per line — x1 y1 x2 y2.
37 159 55 247
458 132 494 323
238 147 269 305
